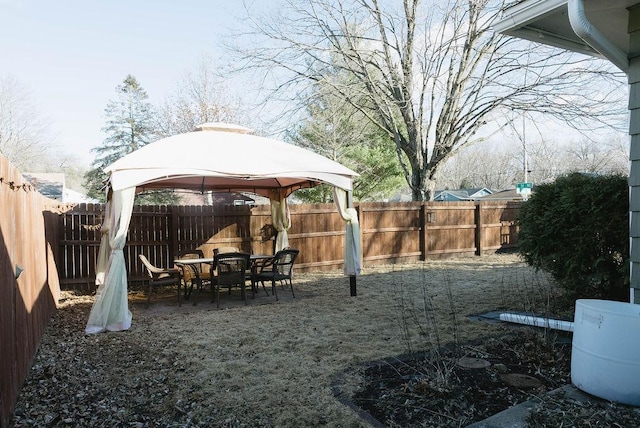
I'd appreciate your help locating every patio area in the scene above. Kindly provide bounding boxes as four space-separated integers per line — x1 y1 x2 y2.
11 254 638 427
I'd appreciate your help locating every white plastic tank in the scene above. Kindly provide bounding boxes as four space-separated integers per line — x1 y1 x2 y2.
571 299 640 406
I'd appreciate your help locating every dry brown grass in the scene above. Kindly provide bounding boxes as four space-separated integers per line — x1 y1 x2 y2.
11 253 558 427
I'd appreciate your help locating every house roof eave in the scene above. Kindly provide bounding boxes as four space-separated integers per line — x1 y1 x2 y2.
494 0 638 71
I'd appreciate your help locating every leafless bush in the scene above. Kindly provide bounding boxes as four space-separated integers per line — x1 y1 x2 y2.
390 264 461 391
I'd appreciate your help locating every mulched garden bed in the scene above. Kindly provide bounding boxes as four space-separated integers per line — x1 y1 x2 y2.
340 329 640 427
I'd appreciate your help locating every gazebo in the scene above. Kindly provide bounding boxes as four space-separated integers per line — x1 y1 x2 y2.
85 123 361 334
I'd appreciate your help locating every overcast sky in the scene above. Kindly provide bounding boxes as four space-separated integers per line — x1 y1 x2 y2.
1 0 256 166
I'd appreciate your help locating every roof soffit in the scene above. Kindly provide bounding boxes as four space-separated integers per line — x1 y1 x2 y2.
495 0 640 58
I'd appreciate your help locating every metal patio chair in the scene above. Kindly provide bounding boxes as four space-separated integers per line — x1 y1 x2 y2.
211 251 251 308
252 248 299 301
175 249 205 301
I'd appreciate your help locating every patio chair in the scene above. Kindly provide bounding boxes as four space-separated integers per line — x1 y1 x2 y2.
139 254 183 308
175 249 205 301
213 247 241 289
252 248 299 301
211 252 251 308
214 246 249 294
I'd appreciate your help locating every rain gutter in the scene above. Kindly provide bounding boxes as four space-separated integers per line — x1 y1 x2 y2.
568 0 629 72
493 0 567 33
493 0 602 58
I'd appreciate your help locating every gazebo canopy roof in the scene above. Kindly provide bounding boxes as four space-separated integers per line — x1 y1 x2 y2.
106 123 359 197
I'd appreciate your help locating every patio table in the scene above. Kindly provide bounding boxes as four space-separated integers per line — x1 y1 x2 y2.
173 257 213 305
174 255 273 305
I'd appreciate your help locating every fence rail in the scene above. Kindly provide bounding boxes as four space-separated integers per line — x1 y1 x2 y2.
57 200 521 291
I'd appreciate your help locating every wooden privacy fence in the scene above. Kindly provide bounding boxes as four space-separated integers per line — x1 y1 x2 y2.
0 156 61 428
58 200 521 291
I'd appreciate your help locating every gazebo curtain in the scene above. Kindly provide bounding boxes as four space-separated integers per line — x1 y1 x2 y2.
270 190 291 252
93 195 111 287
85 187 136 334
334 188 362 276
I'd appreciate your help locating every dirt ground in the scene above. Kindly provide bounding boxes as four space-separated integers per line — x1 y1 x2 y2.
10 254 634 427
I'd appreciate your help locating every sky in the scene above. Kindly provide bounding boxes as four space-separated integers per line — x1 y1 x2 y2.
0 0 255 167
0 0 630 174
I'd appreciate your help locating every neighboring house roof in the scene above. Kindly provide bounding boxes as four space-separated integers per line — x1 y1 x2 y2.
387 188 413 202
433 188 493 201
22 172 98 203
209 192 259 205
478 189 530 201
22 173 65 200
63 188 100 203
178 191 270 206
388 187 494 202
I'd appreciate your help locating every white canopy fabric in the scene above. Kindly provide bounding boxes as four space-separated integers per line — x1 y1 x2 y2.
105 123 356 197
85 123 361 334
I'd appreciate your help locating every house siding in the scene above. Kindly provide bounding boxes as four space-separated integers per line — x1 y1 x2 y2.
628 5 640 304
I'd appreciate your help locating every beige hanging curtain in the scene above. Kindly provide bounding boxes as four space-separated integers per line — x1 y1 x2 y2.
270 190 290 252
93 196 111 287
85 187 136 334
333 187 361 276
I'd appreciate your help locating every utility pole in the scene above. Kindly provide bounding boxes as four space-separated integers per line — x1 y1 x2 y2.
523 113 528 184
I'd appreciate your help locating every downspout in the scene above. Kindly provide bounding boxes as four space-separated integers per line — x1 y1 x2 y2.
499 313 574 332
568 0 629 72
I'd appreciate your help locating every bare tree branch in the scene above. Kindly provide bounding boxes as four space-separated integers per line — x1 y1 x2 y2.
228 0 627 200
0 75 55 171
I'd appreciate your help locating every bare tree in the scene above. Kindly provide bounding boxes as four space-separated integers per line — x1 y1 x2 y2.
604 136 631 175
154 56 248 138
564 137 628 175
231 0 626 200
437 142 519 189
437 133 630 191
0 75 54 171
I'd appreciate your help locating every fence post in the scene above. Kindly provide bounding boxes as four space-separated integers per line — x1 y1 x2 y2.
475 202 483 256
348 193 357 297
170 206 178 261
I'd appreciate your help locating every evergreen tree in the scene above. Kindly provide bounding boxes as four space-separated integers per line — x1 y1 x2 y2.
83 75 175 204
289 69 404 203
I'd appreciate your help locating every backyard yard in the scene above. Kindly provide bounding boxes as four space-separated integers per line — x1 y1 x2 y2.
9 254 639 427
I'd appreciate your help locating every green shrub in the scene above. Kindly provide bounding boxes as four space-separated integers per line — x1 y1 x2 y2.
517 173 629 302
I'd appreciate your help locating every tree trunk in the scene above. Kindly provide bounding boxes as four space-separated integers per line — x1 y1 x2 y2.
410 170 437 201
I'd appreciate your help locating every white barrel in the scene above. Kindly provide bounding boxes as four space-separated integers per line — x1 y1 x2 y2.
571 299 640 406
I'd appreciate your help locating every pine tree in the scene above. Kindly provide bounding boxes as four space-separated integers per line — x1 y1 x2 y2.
83 75 175 204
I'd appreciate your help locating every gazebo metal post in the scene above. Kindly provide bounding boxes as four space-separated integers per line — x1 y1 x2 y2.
348 190 357 297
